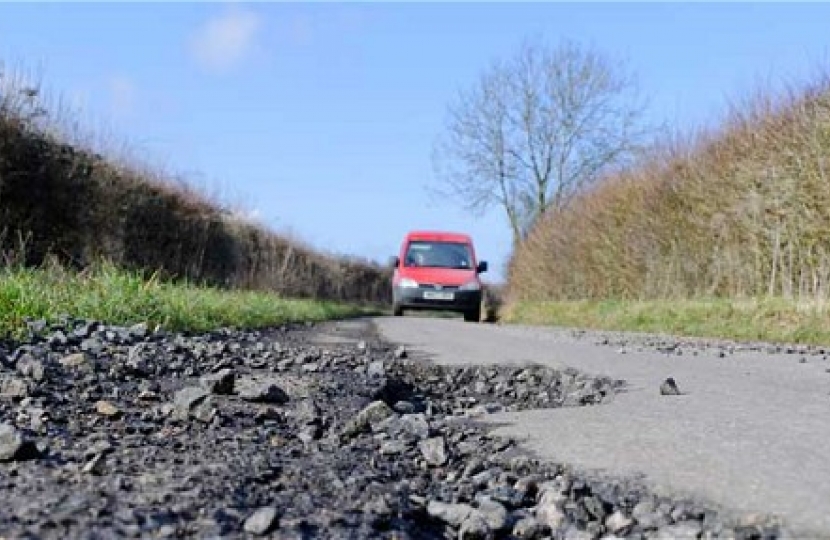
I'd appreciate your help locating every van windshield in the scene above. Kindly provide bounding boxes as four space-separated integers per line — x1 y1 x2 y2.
404 240 473 270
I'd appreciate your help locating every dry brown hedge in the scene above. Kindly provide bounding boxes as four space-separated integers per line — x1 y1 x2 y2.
508 75 830 303
0 82 391 305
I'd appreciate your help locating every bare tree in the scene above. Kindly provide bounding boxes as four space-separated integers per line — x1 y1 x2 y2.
432 37 653 246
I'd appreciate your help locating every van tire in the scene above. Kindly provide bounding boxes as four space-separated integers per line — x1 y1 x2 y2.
392 304 403 316
463 307 480 322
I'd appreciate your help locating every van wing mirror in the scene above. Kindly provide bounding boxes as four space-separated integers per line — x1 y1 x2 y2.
389 256 400 268
477 260 488 273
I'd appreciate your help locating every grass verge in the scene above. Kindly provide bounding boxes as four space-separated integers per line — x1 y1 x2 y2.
0 261 381 340
503 297 830 346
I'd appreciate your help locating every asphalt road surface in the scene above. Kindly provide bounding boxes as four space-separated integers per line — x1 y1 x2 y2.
373 315 830 538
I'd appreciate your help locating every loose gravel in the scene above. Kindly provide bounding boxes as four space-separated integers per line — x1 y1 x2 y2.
0 317 788 539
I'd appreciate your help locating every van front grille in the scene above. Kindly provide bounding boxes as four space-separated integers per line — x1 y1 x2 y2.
418 283 460 291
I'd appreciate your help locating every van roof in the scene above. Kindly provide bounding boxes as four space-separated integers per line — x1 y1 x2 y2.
404 230 473 243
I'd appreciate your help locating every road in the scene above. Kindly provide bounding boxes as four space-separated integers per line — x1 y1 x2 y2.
373 315 830 538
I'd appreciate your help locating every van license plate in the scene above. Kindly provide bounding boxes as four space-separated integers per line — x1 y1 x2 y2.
423 291 454 301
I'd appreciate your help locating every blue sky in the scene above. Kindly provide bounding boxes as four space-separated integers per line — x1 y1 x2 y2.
1 2 830 283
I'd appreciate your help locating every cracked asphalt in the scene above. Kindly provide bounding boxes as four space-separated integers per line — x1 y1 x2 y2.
374 315 830 538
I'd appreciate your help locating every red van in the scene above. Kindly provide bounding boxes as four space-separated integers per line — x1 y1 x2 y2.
390 230 488 322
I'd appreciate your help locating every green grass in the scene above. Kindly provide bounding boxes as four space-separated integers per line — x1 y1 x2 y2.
503 297 830 345
0 261 380 340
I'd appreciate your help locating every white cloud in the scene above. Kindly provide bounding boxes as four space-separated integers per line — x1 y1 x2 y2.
189 7 262 74
278 8 368 48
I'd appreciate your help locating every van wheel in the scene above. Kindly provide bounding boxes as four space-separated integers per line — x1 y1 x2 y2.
463 307 480 322
393 304 403 316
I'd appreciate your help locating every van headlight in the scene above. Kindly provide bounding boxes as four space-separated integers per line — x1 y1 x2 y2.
399 278 419 288
459 280 481 291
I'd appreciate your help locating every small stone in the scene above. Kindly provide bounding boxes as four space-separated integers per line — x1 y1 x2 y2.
95 400 122 418
394 345 407 359
380 440 408 455
463 458 485 478
512 516 542 539
83 453 106 475
605 510 634 534
660 377 681 395
363 496 393 517
59 352 91 369
0 423 39 462
471 469 497 489
158 525 176 538
476 497 508 531
459 512 491 539
128 322 148 338
396 413 430 440
172 386 209 420
367 361 385 378
190 397 217 424
736 513 771 528
80 338 104 354
656 522 703 539
418 436 448 466
426 501 473 527
26 319 49 337
236 377 289 404
200 368 235 395
342 400 394 438
632 500 662 529
301 422 324 444
49 330 69 347
85 440 114 458
16 355 45 382
489 486 525 509
0 376 29 400
563 526 594 540
270 435 287 447
514 475 541 498
536 500 565 530
393 400 416 414
243 506 279 535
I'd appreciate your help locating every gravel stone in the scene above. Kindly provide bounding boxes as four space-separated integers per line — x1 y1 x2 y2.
419 436 448 466
59 352 91 370
342 400 395 438
0 423 39 461
459 512 492 539
605 510 634 534
656 521 704 539
476 497 509 531
536 499 566 531
95 400 121 418
17 354 45 381
0 318 789 539
427 501 474 527
172 386 209 420
0 376 29 399
512 516 543 539
236 376 289 403
200 368 235 395
243 506 279 535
